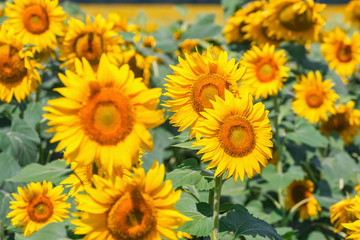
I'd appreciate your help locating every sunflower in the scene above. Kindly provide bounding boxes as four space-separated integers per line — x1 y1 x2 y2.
7 181 70 236
142 36 156 48
107 12 138 33
321 28 360 81
164 48 246 139
320 101 360 145
240 43 290 99
60 163 94 197
346 0 360 28
264 0 326 44
223 1 265 44
59 15 122 71
330 197 358 233
193 90 273 182
179 39 199 53
4 0 66 52
285 179 321 220
292 71 339 123
72 161 192 240
43 55 164 176
0 25 41 103
343 196 360 239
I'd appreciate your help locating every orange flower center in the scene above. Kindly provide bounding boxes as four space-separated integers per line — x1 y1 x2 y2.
291 184 312 204
218 115 256 157
191 73 228 113
256 58 278 83
107 189 156 240
79 82 135 145
279 3 314 32
0 44 27 86
337 43 352 63
74 33 104 67
27 195 54 223
23 5 49 34
305 89 324 108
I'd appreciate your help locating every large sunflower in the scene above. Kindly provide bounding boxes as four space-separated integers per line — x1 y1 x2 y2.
292 71 339 123
321 28 360 81
59 15 122 70
193 90 273 182
330 197 358 233
240 43 289 99
4 0 66 52
264 0 326 44
343 196 360 239
72 161 192 240
285 179 321 220
0 25 41 103
320 101 360 145
43 55 164 176
7 181 70 236
164 48 246 138
346 0 360 28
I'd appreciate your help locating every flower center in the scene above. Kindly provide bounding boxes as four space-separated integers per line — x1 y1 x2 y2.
279 3 314 32
218 115 256 157
305 89 324 108
291 184 311 204
23 5 49 34
191 73 228 113
79 83 135 145
27 195 54 223
326 113 349 133
128 56 144 79
256 58 278 83
336 43 352 63
74 33 104 67
0 44 27 86
107 189 156 240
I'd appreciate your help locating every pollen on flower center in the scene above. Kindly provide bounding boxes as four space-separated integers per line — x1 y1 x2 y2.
0 44 27 85
191 73 227 113
107 189 157 240
27 196 54 223
256 58 278 83
79 86 135 145
305 89 324 108
337 43 352 62
23 5 49 34
74 33 104 66
219 115 256 157
278 4 314 31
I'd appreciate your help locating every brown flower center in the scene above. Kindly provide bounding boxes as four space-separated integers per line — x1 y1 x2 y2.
128 56 144 79
107 189 156 240
27 195 54 223
79 82 135 145
0 44 27 86
325 113 349 133
74 33 104 67
218 115 256 157
336 43 352 63
305 89 324 108
279 3 314 32
256 58 278 83
23 5 49 34
291 184 312 204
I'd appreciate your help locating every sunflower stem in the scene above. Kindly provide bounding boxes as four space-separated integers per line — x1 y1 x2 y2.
211 175 223 240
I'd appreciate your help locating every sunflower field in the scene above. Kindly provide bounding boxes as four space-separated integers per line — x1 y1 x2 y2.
2 0 360 239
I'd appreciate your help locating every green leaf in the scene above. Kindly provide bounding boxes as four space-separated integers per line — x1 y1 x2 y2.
175 196 214 237
7 160 71 184
0 190 12 226
195 176 215 191
14 221 69 240
220 208 282 240
0 152 21 183
0 118 40 166
180 17 222 41
24 102 45 128
166 159 203 189
308 231 327 240
171 141 201 150
174 4 188 16
118 31 135 42
261 165 304 189
325 69 348 95
221 0 245 18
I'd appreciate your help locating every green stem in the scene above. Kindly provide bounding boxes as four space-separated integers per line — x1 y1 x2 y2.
36 123 44 165
211 176 223 240
183 189 201 203
0 220 4 240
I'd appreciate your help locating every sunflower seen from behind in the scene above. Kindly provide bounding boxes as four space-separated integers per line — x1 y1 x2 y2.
292 71 339 123
4 0 66 52
72 161 192 240
240 44 289 100
285 179 321 220
44 55 164 177
0 25 41 103
7 181 70 236
164 48 246 139
193 90 273 182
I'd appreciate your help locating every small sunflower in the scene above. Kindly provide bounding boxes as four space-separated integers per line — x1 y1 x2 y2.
320 101 360 145
4 0 66 52
285 179 321 220
0 25 41 103
142 36 156 48
223 1 265 44
346 0 360 28
59 15 122 70
240 44 289 99
179 39 199 53
330 197 358 233
43 55 164 176
292 71 339 123
264 0 326 44
7 181 70 236
321 28 360 81
193 90 273 182
164 48 246 138
72 161 192 240
107 12 138 33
